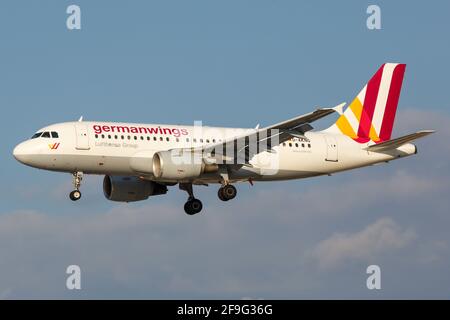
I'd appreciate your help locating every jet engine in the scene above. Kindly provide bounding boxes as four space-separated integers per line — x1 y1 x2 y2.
152 149 218 180
103 175 167 202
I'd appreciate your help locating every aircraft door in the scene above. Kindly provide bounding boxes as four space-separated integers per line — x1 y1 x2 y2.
74 123 90 150
324 135 338 162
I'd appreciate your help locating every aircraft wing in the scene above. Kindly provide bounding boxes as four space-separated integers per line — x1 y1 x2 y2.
263 106 339 131
199 104 344 164
365 130 435 152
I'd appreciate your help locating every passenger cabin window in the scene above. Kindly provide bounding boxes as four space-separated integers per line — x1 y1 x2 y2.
41 132 51 138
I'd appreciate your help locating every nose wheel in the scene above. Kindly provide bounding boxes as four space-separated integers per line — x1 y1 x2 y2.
179 183 203 215
69 171 83 202
69 190 81 201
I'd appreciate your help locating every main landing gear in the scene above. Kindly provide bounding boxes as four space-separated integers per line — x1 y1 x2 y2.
179 183 203 215
218 184 237 201
69 171 83 201
179 182 237 215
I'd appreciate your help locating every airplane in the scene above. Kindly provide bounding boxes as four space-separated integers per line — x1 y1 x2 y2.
13 63 434 215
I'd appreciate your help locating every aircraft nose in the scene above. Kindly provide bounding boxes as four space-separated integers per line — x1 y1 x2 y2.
13 142 30 164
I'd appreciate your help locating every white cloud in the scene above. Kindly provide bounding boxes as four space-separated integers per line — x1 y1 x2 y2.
250 169 445 223
311 218 416 270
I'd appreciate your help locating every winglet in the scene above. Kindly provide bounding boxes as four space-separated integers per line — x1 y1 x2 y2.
332 102 346 115
78 116 83 122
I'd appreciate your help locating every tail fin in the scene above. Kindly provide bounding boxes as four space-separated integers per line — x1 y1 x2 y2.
330 63 406 144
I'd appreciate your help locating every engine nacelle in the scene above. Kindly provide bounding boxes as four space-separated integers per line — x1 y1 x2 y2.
129 150 155 174
103 175 167 202
152 149 218 180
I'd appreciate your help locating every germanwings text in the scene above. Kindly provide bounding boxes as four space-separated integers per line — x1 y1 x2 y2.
93 125 189 137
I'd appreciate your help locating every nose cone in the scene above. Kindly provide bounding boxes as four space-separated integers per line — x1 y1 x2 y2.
13 142 30 164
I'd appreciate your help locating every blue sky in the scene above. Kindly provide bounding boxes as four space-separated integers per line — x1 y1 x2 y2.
0 1 449 298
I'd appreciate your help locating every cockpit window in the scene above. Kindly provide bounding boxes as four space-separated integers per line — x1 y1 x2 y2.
51 131 59 138
41 132 51 138
31 132 42 139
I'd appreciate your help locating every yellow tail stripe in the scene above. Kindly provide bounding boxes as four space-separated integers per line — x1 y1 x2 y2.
349 97 363 121
369 124 380 142
336 115 358 138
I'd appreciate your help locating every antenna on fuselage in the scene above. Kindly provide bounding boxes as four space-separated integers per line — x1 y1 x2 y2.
78 116 83 122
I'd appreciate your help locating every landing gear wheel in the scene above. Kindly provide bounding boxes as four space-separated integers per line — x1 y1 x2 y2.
70 172 83 202
69 190 81 201
218 188 228 201
180 183 203 215
222 185 237 201
184 198 203 215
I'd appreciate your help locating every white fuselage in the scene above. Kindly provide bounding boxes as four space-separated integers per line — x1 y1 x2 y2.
13 121 417 184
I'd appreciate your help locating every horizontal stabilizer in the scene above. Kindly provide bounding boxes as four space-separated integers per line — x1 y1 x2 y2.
365 130 435 152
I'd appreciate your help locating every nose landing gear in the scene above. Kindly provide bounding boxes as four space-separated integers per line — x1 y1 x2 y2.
69 171 83 201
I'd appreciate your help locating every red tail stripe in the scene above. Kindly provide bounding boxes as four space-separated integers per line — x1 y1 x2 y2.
357 64 385 139
379 64 406 142
354 136 370 143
